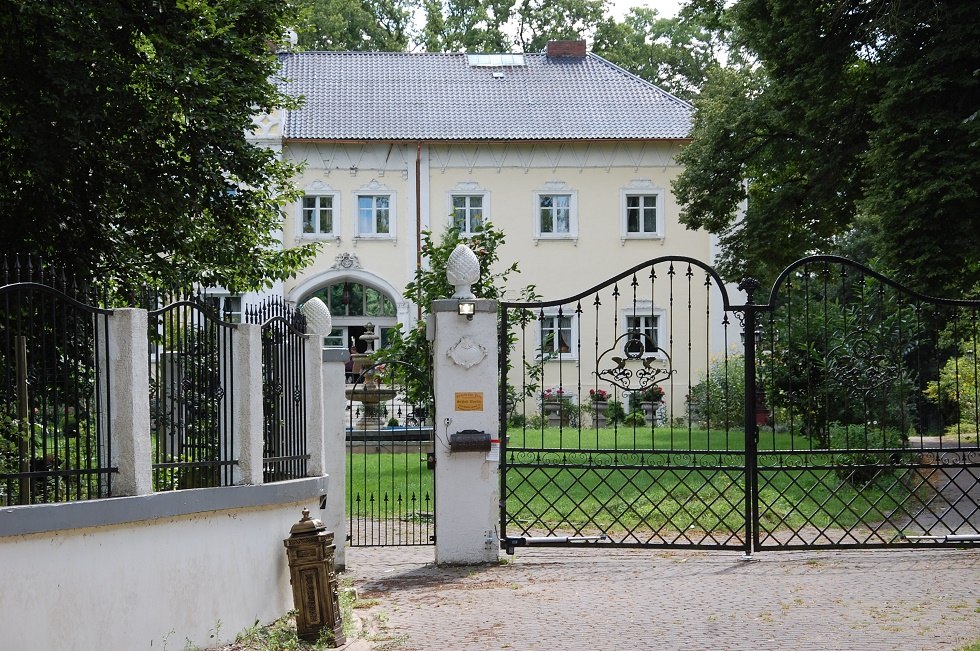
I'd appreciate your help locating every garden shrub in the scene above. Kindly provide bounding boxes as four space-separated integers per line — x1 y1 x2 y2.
623 411 646 427
924 350 979 437
606 400 626 425
687 355 745 429
827 423 911 485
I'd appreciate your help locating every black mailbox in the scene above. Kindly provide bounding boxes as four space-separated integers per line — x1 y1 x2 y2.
449 430 492 452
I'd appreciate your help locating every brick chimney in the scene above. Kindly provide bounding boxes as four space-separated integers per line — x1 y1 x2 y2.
546 40 587 59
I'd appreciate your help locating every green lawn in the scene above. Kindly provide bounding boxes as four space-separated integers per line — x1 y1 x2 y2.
347 448 433 518
509 422 750 451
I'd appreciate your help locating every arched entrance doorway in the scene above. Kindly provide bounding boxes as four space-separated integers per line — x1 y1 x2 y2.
305 280 398 354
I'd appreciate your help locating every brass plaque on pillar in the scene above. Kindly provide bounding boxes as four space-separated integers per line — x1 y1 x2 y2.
455 392 483 411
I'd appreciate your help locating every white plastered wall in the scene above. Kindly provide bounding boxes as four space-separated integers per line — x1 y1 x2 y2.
0 488 324 651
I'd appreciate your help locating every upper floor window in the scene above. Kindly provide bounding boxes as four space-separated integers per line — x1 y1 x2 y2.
302 195 336 236
452 195 485 235
534 183 578 240
625 195 657 234
539 194 571 234
357 194 391 236
620 182 664 240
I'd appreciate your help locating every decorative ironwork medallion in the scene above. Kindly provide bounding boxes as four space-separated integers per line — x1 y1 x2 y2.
594 331 674 392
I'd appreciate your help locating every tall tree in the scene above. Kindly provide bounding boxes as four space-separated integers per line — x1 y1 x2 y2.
673 0 980 296
421 0 514 52
858 1 980 297
593 7 724 101
515 0 608 52
0 0 317 293
295 0 414 51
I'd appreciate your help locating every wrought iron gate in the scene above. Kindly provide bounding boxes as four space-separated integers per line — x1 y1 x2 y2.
247 298 310 483
347 360 435 546
499 255 980 553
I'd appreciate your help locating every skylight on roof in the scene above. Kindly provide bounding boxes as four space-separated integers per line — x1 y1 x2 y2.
467 54 525 67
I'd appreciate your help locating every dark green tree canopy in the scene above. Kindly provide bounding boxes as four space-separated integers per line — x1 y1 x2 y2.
295 0 413 51
0 0 317 294
298 0 615 53
421 0 515 53
515 0 608 52
673 0 980 296
594 7 725 101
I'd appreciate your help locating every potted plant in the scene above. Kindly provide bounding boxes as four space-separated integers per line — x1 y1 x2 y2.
631 385 665 421
589 388 610 427
541 388 573 426
589 388 610 404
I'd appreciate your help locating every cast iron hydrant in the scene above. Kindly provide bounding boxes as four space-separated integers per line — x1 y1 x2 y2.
283 509 346 645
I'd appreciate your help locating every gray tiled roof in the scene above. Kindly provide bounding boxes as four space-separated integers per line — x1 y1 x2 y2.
278 51 692 141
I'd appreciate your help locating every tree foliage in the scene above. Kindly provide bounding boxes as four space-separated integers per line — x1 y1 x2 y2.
925 351 979 438
673 0 980 296
299 0 618 53
593 7 724 101
295 0 413 51
514 0 608 52
421 0 514 53
0 0 317 294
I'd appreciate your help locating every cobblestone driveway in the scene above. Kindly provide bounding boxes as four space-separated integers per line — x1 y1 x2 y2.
343 545 980 650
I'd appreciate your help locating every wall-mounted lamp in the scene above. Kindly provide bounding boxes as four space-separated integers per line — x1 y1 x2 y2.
458 300 476 320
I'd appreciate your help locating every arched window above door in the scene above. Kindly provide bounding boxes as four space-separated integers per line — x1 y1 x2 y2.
305 280 398 351
312 281 396 319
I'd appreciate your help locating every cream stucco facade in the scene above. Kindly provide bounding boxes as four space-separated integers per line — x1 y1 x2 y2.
260 137 732 416
280 139 701 304
248 46 737 416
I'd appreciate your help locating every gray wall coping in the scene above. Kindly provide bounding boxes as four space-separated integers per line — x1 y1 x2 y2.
0 476 328 538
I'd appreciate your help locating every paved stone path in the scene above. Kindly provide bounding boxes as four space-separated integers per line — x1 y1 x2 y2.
342 545 980 650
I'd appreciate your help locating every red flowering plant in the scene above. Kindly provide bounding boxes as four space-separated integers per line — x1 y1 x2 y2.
541 387 566 401
636 385 665 402
589 388 610 402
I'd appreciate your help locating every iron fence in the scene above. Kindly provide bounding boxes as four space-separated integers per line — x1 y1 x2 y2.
499 255 980 553
0 256 114 504
499 257 747 550
246 297 309 482
752 256 980 549
347 361 435 546
147 291 237 490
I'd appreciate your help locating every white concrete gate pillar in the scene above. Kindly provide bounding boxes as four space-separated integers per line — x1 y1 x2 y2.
431 244 500 564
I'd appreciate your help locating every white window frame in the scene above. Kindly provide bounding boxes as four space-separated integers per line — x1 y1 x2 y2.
353 180 396 240
323 327 346 348
538 310 578 360
622 305 667 359
449 193 487 235
447 181 489 236
620 181 665 241
533 182 578 241
299 194 338 239
296 181 339 242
